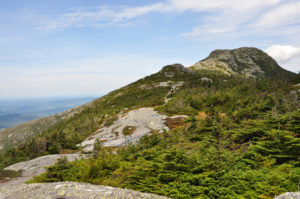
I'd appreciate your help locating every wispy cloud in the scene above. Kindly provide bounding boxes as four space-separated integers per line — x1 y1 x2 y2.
256 1 300 29
35 3 168 31
181 25 236 36
33 0 300 53
35 0 286 32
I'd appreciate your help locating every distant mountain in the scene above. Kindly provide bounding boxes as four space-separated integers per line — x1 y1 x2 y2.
190 47 296 79
0 97 96 116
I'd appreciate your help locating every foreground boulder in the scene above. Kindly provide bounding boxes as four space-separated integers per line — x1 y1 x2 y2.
275 192 300 199
0 182 169 199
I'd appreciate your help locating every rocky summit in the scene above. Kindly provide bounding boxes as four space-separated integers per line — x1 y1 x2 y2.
190 47 295 79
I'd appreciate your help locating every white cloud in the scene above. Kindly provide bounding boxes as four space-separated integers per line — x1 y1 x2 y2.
264 45 300 73
264 45 300 63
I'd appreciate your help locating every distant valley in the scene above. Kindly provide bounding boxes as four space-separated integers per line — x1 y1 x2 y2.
0 97 96 129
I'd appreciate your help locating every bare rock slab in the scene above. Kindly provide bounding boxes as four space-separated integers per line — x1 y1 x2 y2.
79 108 187 152
0 182 170 199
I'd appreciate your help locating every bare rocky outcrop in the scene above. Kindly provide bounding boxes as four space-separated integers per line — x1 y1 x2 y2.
79 108 187 152
190 47 265 77
1 154 86 187
0 182 170 199
275 192 300 199
201 77 213 83
139 81 184 90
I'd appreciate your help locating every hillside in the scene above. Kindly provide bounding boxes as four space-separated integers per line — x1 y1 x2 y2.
1 47 300 198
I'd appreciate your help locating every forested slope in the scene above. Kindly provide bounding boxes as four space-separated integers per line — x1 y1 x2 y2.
27 71 300 198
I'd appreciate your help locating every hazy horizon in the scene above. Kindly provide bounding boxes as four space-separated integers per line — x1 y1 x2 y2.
0 95 99 100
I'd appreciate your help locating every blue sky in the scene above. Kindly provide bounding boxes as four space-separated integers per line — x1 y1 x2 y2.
1 0 300 98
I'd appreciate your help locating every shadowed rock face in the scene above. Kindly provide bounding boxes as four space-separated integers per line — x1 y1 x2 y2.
275 192 300 199
190 47 296 79
0 182 170 199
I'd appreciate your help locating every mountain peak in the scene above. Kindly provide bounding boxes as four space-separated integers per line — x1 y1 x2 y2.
190 47 295 79
207 47 263 58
